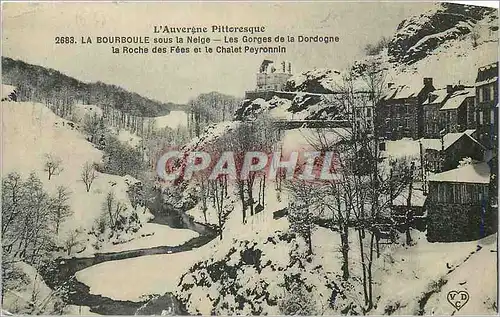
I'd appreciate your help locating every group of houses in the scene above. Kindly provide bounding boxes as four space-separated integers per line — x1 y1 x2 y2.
242 59 497 243
374 62 498 242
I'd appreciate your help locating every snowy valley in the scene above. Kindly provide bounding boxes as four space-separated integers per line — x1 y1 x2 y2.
1 2 499 316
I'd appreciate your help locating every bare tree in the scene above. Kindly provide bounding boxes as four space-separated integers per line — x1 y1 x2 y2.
2 172 55 267
50 186 72 234
103 191 116 228
64 231 81 255
81 162 97 192
210 177 229 240
44 154 63 180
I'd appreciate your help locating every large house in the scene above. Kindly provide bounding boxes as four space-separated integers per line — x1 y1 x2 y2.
439 87 475 134
422 88 449 138
427 162 495 242
475 62 498 149
422 85 475 138
377 78 435 140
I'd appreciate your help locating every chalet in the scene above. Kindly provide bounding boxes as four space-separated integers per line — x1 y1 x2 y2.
475 62 498 149
377 78 435 140
245 60 293 100
421 130 485 173
427 162 496 242
439 87 475 134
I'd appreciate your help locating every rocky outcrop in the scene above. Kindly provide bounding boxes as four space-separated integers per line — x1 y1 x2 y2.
388 3 496 64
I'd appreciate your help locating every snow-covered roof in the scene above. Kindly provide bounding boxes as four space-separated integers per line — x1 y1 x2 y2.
423 88 448 105
440 89 474 111
420 130 480 151
475 77 498 86
392 188 427 207
428 162 491 184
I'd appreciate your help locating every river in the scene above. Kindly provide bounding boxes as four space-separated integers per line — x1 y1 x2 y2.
40 192 217 315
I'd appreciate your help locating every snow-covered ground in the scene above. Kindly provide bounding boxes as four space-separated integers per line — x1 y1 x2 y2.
2 84 16 99
152 110 188 130
373 231 497 315
114 128 143 148
72 104 103 122
75 239 216 302
2 262 59 314
100 223 199 253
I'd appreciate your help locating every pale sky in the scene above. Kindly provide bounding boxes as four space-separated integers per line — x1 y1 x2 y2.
2 2 439 104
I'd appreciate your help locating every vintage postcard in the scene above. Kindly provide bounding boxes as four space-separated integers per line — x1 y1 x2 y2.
1 1 498 315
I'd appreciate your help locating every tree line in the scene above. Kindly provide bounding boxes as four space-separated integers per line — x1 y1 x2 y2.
1 56 181 117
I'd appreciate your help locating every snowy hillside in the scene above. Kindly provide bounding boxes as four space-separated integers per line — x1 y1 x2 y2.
388 3 496 65
353 3 498 89
284 68 343 94
1 100 150 251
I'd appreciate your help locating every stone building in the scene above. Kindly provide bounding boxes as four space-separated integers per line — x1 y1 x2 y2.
427 162 496 242
475 62 498 149
439 87 475 134
376 78 435 140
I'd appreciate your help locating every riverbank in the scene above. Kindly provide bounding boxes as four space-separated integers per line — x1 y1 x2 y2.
39 193 218 315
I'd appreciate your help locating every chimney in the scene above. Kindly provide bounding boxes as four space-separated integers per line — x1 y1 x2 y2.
423 77 433 87
388 82 395 89
446 85 454 94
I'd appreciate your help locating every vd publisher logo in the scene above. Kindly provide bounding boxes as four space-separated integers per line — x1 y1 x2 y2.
447 290 469 311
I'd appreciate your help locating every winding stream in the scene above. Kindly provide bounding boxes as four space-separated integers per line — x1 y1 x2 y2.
40 193 217 315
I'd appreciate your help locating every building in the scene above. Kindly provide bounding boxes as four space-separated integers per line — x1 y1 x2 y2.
427 162 496 242
422 85 475 138
439 86 475 134
421 130 485 173
352 91 375 136
255 60 292 92
422 88 449 138
475 62 498 149
376 78 435 140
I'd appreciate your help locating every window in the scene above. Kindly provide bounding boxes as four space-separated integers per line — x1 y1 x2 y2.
478 88 483 103
491 109 495 124
366 108 372 117
404 118 409 128
479 111 484 124
483 86 490 102
491 84 496 101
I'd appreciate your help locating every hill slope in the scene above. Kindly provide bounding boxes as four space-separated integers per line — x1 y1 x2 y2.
2 57 183 116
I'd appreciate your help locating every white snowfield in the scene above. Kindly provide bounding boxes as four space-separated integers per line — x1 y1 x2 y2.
75 243 215 302
152 110 188 130
374 232 497 315
101 223 199 253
